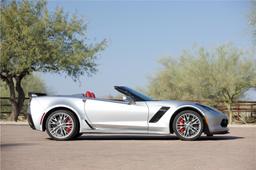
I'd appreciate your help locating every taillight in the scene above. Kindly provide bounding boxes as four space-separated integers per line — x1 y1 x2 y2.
40 113 46 125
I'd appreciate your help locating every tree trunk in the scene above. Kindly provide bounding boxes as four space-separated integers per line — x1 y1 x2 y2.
224 102 233 124
1 71 27 121
6 77 18 121
15 76 25 120
9 101 19 121
5 76 25 121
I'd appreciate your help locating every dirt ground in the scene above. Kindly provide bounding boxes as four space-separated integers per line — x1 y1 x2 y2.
1 125 255 170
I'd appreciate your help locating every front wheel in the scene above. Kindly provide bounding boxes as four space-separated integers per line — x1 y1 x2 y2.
46 110 79 141
173 110 204 141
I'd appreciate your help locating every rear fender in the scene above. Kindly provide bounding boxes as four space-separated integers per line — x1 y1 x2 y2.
42 105 91 132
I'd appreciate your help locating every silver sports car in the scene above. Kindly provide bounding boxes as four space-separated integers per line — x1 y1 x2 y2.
28 86 229 141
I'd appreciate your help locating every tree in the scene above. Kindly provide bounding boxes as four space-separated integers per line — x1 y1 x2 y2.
0 0 106 121
0 74 46 97
148 45 256 123
0 74 46 119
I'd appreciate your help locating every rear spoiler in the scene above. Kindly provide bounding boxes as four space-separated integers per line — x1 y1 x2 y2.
28 92 47 97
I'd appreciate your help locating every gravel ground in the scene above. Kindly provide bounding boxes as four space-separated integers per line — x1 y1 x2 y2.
1 125 255 170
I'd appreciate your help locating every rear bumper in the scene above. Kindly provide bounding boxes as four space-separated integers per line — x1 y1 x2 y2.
27 114 36 130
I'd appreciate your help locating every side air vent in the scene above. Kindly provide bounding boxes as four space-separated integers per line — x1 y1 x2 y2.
149 106 170 123
84 120 95 130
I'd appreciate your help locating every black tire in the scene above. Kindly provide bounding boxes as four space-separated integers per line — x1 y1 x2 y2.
172 110 204 141
46 110 79 141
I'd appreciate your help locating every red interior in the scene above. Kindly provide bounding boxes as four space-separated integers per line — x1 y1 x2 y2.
90 91 96 98
85 91 96 98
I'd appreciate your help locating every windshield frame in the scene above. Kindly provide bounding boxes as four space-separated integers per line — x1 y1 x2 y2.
114 86 152 101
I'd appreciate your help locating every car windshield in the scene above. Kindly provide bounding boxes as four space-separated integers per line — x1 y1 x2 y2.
122 86 152 101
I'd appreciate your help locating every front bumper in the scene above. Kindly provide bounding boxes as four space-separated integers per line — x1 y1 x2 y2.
207 116 229 134
196 104 229 134
221 119 228 127
201 109 229 134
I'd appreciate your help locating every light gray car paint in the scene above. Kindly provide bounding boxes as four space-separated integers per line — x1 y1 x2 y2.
29 94 229 135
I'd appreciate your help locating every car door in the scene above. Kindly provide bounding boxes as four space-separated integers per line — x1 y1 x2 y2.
84 99 149 133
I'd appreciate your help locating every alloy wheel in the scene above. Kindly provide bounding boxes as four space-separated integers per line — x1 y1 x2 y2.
174 111 203 140
47 112 74 139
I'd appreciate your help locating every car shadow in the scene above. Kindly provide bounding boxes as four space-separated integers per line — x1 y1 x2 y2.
198 135 244 141
71 134 243 141
0 143 36 148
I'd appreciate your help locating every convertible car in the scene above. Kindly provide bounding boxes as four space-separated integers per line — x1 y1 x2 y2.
28 86 229 141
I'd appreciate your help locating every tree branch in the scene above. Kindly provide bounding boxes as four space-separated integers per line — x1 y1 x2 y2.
0 72 8 81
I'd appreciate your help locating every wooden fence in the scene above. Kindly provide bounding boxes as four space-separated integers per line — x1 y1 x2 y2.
0 97 256 122
0 97 30 120
216 101 256 123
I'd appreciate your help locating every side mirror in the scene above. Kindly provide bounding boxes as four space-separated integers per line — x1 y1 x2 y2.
122 95 135 105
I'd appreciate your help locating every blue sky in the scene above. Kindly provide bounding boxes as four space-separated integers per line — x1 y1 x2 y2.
41 0 253 97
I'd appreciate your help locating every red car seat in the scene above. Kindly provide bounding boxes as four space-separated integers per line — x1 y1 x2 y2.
85 91 96 98
90 91 96 98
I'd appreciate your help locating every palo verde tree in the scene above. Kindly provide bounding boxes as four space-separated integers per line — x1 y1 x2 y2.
0 0 106 121
148 45 256 123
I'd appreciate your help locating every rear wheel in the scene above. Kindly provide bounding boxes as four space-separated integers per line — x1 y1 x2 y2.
46 110 78 141
173 110 204 141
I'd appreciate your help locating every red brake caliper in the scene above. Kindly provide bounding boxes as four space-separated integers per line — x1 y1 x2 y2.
65 117 72 134
178 117 185 133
